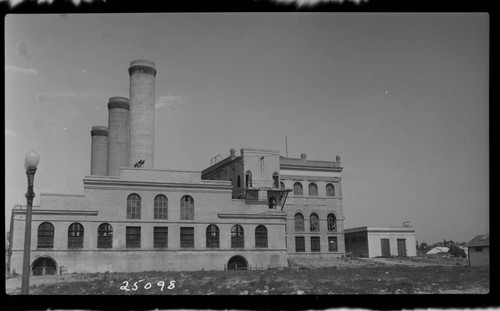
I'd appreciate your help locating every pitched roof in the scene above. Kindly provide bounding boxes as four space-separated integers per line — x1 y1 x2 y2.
465 234 489 247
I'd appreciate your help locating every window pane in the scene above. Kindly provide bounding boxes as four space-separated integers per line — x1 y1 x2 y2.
327 214 337 232
37 222 54 248
293 183 303 196
308 183 318 196
206 225 220 248
294 214 304 232
311 236 321 252
328 237 338 252
126 226 141 248
295 236 305 252
231 225 244 248
255 225 268 248
181 196 194 220
310 214 319 232
154 195 168 220
127 194 141 219
68 223 84 248
180 227 194 248
97 223 113 249
154 227 168 248
326 184 335 196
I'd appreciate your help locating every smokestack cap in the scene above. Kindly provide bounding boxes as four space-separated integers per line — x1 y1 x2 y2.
108 97 130 110
129 60 157 77
91 126 108 137
301 153 307 160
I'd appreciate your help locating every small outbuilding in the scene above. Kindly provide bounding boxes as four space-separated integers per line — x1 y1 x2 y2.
344 226 416 258
426 246 450 255
465 234 489 266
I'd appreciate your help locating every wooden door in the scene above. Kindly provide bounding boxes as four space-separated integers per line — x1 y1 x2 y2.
381 238 391 257
397 239 407 257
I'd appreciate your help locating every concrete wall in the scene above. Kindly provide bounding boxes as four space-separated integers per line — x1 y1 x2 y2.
90 126 108 176
107 97 130 176
128 60 156 169
468 246 489 266
366 231 417 257
344 232 369 257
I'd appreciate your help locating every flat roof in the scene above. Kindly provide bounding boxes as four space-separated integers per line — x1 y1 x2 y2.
344 226 415 233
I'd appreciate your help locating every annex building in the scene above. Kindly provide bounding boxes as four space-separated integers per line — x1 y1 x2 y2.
7 60 346 275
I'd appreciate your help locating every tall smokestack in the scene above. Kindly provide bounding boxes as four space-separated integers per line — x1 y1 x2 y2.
90 126 108 175
128 59 156 169
107 97 130 176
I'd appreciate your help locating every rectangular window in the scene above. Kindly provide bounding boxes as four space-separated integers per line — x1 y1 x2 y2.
311 236 321 252
180 227 194 248
154 227 168 248
126 226 141 248
328 237 338 252
295 236 305 252
474 246 483 252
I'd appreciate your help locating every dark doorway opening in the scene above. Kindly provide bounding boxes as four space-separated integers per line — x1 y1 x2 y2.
381 238 391 257
397 239 407 257
32 256 57 276
227 255 248 270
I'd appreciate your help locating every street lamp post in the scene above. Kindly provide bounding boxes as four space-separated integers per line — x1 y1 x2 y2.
21 150 40 295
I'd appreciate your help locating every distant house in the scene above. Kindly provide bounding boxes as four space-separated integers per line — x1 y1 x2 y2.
465 234 489 266
426 246 449 255
344 226 417 258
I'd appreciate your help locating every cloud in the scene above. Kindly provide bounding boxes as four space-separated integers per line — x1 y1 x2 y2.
5 65 37 75
5 129 18 138
35 91 105 104
155 95 186 110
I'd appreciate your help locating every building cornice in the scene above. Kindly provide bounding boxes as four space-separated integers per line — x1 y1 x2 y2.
83 179 232 191
13 209 98 216
218 212 287 219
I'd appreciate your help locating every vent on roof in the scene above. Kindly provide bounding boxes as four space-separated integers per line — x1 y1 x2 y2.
480 234 489 240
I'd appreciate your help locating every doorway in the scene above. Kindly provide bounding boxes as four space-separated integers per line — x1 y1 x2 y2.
227 255 248 270
397 239 407 257
32 256 57 275
381 238 391 257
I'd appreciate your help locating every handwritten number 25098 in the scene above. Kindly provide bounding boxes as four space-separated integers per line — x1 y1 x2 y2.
120 280 176 291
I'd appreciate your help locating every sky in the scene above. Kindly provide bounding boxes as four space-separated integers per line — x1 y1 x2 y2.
4 13 489 244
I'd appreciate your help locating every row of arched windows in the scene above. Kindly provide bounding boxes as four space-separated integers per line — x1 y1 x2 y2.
291 182 336 197
126 194 194 220
37 222 111 249
36 222 269 249
294 213 337 232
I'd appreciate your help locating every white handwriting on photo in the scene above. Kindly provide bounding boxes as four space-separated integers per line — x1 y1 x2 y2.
120 279 176 291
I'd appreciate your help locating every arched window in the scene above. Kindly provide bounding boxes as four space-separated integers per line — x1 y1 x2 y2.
268 196 277 209
237 175 241 188
127 193 141 219
97 223 113 248
37 222 54 248
231 225 244 248
255 225 268 248
308 183 318 196
280 182 285 190
245 171 252 188
326 183 335 197
154 194 168 219
293 182 303 196
310 213 319 232
327 213 337 232
180 195 194 220
68 223 84 248
294 213 304 232
206 224 220 248
273 172 280 188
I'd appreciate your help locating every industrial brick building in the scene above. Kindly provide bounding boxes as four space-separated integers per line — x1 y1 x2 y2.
7 59 346 275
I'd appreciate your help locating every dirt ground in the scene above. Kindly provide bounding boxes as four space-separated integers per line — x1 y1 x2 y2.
5 255 485 295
